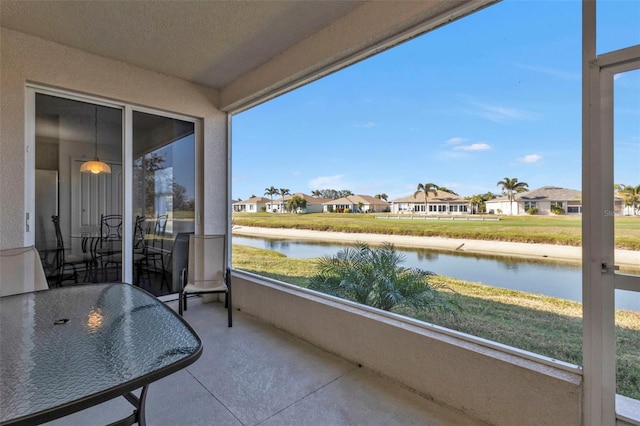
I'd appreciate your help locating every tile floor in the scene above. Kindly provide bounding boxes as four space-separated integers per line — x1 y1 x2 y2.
45 298 485 426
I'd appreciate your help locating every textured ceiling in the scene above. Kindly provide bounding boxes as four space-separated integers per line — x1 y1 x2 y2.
0 0 364 89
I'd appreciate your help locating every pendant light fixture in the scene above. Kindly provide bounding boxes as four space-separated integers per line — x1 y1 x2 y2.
80 104 111 174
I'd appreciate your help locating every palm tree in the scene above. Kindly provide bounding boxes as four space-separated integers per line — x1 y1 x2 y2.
308 242 458 314
375 193 389 201
616 184 640 215
278 188 291 213
415 183 439 214
264 186 278 212
468 194 485 214
437 187 458 196
496 177 529 215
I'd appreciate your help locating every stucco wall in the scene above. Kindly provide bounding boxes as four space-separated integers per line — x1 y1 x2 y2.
1 28 228 249
231 271 583 426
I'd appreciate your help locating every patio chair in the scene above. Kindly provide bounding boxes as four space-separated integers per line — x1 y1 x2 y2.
102 215 150 285
51 215 90 285
0 246 49 296
145 214 169 289
179 234 231 327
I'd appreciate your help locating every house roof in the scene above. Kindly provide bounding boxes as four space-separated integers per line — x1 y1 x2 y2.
391 190 467 203
488 186 582 202
0 1 493 112
233 196 270 205
324 195 390 205
271 193 333 204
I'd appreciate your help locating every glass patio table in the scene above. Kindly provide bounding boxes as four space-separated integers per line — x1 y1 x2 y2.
0 283 202 425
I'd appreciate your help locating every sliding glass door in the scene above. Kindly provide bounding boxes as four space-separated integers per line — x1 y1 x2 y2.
31 89 196 296
132 111 195 295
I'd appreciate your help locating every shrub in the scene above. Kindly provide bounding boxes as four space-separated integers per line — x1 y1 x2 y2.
343 208 351 213
307 242 459 315
526 207 539 215
551 206 565 215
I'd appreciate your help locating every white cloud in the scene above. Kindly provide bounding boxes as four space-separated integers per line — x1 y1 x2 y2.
454 143 491 151
445 137 469 145
309 174 346 189
518 154 543 163
354 121 376 128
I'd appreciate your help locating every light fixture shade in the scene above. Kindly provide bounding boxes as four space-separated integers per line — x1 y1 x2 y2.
80 160 111 174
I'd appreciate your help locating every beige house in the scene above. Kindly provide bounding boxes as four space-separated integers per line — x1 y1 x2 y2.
266 193 331 213
233 196 270 213
390 190 469 214
1 1 637 425
486 186 583 215
323 194 390 213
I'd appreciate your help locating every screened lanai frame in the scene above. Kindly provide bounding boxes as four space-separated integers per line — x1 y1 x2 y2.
582 2 640 419
24 85 204 287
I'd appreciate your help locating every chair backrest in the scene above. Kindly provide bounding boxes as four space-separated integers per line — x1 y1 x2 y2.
0 246 49 297
171 232 193 293
100 214 122 241
187 234 226 286
134 215 146 250
51 215 64 250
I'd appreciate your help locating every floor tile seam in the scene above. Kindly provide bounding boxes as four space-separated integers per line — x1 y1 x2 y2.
253 365 361 426
184 368 247 426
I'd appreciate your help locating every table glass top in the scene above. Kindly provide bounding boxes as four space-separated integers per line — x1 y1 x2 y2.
0 284 201 424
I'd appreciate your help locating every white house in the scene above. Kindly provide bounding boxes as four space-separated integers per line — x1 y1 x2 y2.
232 196 270 213
266 193 331 213
485 186 586 215
390 190 468 214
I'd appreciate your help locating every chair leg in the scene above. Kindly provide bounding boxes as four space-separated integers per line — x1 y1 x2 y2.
178 291 183 316
227 270 232 327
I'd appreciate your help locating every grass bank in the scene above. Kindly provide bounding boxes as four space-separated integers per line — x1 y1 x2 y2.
232 244 640 399
232 212 640 250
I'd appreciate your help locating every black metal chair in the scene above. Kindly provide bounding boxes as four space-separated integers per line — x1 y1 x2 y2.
145 214 169 289
50 215 87 286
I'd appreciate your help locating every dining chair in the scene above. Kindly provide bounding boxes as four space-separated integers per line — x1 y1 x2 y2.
179 234 231 327
0 246 49 296
102 215 149 285
145 214 168 289
51 215 88 285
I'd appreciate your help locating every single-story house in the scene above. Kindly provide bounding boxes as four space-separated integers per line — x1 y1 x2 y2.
323 194 390 213
232 197 270 213
390 190 469 214
267 193 331 213
485 186 587 215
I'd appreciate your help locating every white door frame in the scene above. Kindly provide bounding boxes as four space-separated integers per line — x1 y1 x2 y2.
582 2 640 421
26 86 201 286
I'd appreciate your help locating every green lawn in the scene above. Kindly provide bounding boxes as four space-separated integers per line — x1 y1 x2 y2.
232 243 640 399
232 212 640 250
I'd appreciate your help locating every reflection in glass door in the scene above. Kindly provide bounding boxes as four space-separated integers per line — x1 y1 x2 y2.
34 93 123 287
132 111 195 296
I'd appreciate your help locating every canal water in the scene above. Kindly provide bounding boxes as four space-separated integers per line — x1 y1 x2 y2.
232 235 640 311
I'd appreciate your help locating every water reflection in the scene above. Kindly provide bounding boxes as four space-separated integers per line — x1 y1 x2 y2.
232 235 640 311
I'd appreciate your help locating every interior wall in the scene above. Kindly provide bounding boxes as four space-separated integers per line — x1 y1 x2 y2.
0 27 227 249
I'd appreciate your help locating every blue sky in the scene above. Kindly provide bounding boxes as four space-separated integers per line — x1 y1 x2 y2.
232 1 639 200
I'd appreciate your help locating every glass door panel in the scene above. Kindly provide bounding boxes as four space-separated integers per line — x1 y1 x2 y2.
132 111 195 296
35 93 123 286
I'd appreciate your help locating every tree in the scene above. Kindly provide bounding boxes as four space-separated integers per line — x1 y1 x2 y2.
311 190 322 198
437 187 458 196
615 184 640 215
278 188 291 213
307 242 458 315
313 189 353 199
375 193 389 201
264 186 277 204
415 183 439 214
468 194 485 214
286 195 307 213
496 177 529 215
